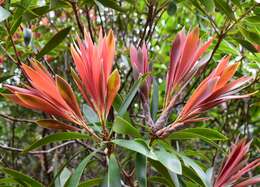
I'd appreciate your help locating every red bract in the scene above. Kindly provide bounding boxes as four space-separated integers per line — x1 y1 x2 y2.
156 56 253 137
2 61 86 130
70 30 120 120
214 139 260 187
165 27 214 106
130 43 151 101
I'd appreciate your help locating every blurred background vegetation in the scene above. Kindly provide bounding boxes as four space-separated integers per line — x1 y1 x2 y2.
0 0 259 186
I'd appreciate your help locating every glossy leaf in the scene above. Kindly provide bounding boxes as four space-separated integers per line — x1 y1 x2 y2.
0 168 44 187
112 116 141 138
22 132 89 154
239 26 260 45
36 26 71 59
108 154 121 187
65 150 99 187
83 104 99 124
153 146 182 174
200 0 215 12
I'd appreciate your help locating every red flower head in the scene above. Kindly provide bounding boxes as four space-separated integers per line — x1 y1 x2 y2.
2 60 91 132
214 139 260 187
130 43 151 101
70 30 120 121
156 56 253 137
165 27 214 106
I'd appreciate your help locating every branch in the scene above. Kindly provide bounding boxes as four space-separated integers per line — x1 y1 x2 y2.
0 113 35 124
0 141 75 154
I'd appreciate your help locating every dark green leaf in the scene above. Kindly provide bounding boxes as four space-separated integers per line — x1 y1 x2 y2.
233 38 257 53
22 132 89 154
244 16 260 25
23 6 51 21
96 0 125 11
112 116 141 138
0 75 13 83
136 153 147 187
239 26 260 45
0 168 44 187
108 154 121 187
65 150 99 187
36 26 71 59
214 0 235 20
0 6 11 22
167 1 177 15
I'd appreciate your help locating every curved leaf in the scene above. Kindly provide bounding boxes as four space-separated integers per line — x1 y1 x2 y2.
108 154 121 187
36 119 80 131
22 132 89 154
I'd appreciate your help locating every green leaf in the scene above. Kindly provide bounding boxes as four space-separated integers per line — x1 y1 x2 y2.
149 176 173 186
10 17 22 34
108 154 121 187
153 146 182 174
96 0 124 11
112 116 141 138
167 1 177 15
78 178 103 187
149 160 175 187
0 6 11 22
239 26 260 45
83 104 99 124
233 38 257 53
214 0 235 20
167 128 227 147
0 168 44 187
112 139 156 159
57 167 71 187
36 26 71 59
23 5 50 21
22 132 89 154
118 74 148 116
179 154 210 187
65 150 99 187
244 16 260 25
136 153 147 187
200 0 215 12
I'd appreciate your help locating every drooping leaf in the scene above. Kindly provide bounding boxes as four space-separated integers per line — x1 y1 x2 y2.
0 168 44 187
0 6 11 22
65 150 99 187
35 119 80 131
112 116 141 138
153 146 182 174
36 26 71 59
22 132 89 154
108 154 121 187
233 38 258 53
112 139 156 159
136 153 147 187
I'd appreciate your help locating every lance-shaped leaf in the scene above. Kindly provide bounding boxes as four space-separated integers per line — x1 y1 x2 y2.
36 119 80 131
